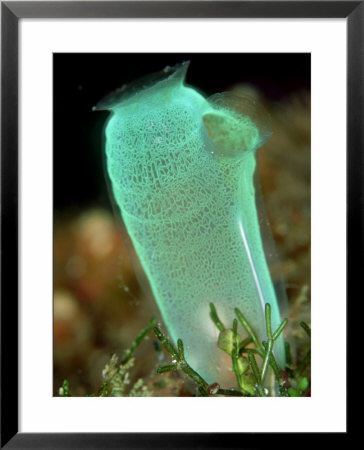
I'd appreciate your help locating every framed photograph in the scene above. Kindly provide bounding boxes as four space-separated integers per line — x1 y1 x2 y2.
1 1 357 448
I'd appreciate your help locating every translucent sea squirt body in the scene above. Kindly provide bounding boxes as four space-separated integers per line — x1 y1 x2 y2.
99 63 285 385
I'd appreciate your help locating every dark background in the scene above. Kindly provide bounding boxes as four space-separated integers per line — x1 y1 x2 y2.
54 53 310 213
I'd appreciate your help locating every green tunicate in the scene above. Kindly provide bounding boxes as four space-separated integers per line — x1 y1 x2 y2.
98 62 285 385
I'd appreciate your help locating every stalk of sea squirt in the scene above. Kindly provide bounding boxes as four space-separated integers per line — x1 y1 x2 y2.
96 62 285 386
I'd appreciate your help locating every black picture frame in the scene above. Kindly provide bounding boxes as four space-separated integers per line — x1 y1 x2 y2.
1 1 358 448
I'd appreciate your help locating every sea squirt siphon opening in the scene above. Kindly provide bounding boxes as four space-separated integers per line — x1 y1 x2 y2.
93 61 190 112
203 92 272 158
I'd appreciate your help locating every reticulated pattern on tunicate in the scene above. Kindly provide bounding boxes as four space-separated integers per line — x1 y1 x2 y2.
101 62 284 385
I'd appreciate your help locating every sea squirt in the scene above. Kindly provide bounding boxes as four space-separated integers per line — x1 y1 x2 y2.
97 62 285 386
